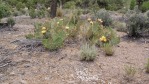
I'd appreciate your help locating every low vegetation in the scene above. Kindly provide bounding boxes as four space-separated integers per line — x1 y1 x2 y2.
103 43 114 56
0 0 149 83
80 43 97 61
124 65 136 81
7 17 15 28
145 58 149 73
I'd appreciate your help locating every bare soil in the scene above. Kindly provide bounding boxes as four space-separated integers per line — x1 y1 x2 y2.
0 16 149 84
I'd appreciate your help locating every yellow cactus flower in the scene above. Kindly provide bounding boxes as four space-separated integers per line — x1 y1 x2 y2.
103 38 107 42
42 27 46 30
100 37 103 41
65 26 69 29
41 30 46 34
102 36 106 39
90 21 93 25
100 36 107 42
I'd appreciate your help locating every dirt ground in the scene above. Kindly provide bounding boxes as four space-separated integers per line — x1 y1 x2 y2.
0 16 149 84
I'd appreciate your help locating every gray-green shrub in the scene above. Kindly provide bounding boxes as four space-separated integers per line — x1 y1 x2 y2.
126 12 149 37
7 17 15 28
80 43 97 61
95 9 112 26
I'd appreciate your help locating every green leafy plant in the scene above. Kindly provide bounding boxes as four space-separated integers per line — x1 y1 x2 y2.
97 0 124 11
0 3 11 20
130 0 136 10
141 1 149 12
7 17 15 28
32 18 69 51
63 1 76 9
20 8 28 15
36 10 45 18
16 2 25 11
145 58 149 73
7 0 17 7
80 43 97 61
42 31 66 51
29 8 36 19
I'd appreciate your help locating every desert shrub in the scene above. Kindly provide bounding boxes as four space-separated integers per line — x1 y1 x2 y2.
79 19 103 44
16 2 25 11
80 43 97 61
126 13 148 37
0 3 11 20
7 0 18 7
99 28 120 46
124 65 136 81
113 21 127 32
42 31 66 51
79 18 119 46
63 1 76 9
41 19 68 50
29 8 36 19
141 1 149 12
29 9 46 19
32 18 70 51
97 0 124 11
26 0 36 9
20 8 28 15
130 0 136 10
12 10 20 16
145 58 149 73
95 9 112 26
103 43 114 56
7 17 15 28
36 10 45 18
146 10 149 17
98 27 119 56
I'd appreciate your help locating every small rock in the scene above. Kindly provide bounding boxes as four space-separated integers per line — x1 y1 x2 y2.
10 71 15 76
24 64 30 68
20 80 27 84
45 77 50 80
